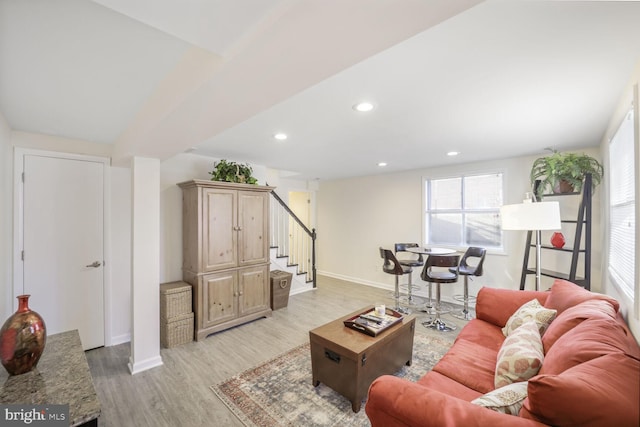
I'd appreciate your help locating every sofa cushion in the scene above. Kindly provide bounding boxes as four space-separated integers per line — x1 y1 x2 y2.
476 287 548 327
541 299 617 353
471 381 528 415
502 299 557 337
544 279 619 314
433 338 498 394
456 318 505 352
521 352 640 427
540 317 640 375
495 321 544 388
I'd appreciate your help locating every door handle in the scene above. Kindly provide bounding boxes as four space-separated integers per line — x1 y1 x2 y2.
86 261 101 268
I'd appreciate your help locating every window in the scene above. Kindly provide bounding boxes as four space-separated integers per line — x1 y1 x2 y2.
608 108 635 300
425 173 504 248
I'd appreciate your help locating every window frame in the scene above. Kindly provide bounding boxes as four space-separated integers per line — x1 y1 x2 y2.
422 170 505 251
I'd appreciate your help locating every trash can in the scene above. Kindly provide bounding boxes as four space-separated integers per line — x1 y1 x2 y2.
270 270 293 310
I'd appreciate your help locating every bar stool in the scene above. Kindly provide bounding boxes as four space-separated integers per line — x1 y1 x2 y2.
380 247 412 314
394 243 425 308
450 247 486 321
420 254 460 332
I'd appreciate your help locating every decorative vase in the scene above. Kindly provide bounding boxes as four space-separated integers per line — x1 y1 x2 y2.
551 232 566 249
0 295 47 375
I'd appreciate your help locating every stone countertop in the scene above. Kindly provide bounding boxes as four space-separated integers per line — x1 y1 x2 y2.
0 330 101 426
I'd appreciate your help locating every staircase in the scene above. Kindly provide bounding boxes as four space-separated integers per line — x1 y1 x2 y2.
269 190 316 294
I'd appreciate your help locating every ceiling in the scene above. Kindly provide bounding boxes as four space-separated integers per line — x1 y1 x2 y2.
1 0 639 181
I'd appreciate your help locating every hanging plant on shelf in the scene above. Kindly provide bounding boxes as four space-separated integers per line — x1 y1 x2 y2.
209 159 258 185
530 150 603 199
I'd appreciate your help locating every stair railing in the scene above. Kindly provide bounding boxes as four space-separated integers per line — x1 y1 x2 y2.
269 190 316 287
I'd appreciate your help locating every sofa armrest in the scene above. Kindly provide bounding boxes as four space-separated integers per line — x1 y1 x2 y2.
366 376 548 427
475 287 549 327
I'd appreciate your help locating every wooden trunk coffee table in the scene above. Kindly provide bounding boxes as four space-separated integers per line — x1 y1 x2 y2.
309 307 416 412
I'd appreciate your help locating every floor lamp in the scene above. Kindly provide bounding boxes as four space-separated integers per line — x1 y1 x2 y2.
500 201 561 290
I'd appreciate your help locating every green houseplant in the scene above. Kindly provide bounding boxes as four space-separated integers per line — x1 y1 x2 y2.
530 151 603 199
209 159 258 185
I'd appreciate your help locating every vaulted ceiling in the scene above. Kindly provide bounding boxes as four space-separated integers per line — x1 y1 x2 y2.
1 0 639 180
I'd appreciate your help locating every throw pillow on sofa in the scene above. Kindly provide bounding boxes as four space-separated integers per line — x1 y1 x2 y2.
502 298 557 337
495 320 544 388
471 381 528 415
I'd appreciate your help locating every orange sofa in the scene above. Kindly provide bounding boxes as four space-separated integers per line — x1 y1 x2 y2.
365 280 640 427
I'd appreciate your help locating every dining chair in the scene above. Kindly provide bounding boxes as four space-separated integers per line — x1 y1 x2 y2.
420 254 460 332
394 243 425 308
450 247 486 321
380 247 412 314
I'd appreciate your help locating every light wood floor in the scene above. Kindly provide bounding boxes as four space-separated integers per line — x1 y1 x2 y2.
86 276 468 427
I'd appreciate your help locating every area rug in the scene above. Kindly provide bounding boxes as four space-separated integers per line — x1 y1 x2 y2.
211 333 453 427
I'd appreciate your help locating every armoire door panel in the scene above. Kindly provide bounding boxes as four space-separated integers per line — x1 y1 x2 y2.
238 191 269 266
202 189 237 271
239 265 269 316
202 272 236 328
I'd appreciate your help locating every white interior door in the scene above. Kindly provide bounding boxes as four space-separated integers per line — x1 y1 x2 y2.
20 153 105 350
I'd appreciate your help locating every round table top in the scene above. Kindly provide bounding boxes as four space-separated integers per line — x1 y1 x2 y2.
406 247 457 255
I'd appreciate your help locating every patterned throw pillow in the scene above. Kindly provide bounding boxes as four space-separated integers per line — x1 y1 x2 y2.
495 320 544 388
502 298 557 337
471 381 529 415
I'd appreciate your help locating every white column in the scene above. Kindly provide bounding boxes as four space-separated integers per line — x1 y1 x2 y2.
128 156 163 374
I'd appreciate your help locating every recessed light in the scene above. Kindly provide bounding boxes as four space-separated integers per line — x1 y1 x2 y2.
353 102 374 112
447 151 460 156
273 133 288 140
378 162 387 167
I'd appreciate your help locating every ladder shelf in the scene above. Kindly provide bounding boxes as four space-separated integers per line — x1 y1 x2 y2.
519 174 592 290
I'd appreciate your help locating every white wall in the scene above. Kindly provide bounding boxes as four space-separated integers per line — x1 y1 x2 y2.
317 150 604 304
600 61 640 339
0 114 12 322
10 131 113 158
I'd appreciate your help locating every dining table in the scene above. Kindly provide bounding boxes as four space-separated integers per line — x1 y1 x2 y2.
406 246 458 256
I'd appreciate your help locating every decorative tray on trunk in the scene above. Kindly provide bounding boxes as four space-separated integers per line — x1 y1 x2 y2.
343 308 404 337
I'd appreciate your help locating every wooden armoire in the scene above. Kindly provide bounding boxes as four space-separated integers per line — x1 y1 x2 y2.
178 180 273 341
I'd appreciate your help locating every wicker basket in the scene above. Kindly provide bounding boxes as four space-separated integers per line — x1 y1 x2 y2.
160 312 194 348
270 270 292 310
160 281 192 320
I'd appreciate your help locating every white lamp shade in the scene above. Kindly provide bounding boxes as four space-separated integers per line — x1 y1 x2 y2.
500 201 561 231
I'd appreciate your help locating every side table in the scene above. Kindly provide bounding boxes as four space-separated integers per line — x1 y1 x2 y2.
309 307 415 412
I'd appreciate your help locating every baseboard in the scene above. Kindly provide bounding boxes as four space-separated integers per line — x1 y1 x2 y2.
110 333 131 346
316 271 475 308
317 270 391 290
289 286 315 296
128 355 163 375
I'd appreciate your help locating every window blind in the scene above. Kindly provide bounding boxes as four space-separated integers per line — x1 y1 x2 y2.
608 108 635 299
